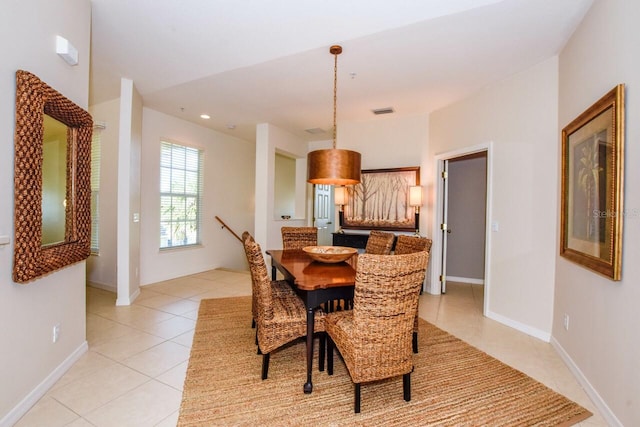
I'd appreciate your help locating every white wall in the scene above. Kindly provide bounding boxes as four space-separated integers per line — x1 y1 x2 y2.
87 98 120 291
255 123 310 251
274 153 296 219
429 57 559 340
555 1 640 425
338 114 430 234
0 0 91 424
116 79 143 304
339 114 428 170
139 109 255 284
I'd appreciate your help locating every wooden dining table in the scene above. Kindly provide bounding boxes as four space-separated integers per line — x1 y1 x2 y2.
266 249 356 394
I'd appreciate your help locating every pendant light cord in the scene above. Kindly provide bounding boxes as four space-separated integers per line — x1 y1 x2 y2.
331 45 341 149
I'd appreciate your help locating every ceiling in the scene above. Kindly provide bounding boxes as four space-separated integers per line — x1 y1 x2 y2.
89 0 594 143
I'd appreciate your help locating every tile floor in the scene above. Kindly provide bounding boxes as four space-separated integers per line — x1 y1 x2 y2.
15 271 606 426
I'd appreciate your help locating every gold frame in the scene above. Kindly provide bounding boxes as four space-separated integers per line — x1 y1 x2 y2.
13 70 93 283
560 84 624 280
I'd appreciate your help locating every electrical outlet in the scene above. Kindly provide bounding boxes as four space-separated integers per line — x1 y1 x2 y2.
563 314 569 331
53 323 61 343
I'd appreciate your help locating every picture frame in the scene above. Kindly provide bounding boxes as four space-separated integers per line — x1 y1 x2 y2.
341 167 419 231
560 84 624 280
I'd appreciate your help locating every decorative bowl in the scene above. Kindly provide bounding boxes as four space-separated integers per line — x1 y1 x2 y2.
302 246 357 263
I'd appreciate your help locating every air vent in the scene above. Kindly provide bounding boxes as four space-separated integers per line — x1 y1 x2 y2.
372 107 395 115
305 128 326 134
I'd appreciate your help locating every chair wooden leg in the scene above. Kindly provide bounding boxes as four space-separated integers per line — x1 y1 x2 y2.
318 333 326 372
256 329 261 354
261 353 270 380
412 331 418 353
354 383 361 413
403 372 411 402
327 336 334 375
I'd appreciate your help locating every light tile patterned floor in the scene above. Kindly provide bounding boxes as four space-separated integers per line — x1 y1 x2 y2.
15 272 606 426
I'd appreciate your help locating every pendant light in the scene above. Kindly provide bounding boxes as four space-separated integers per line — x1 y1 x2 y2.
307 45 361 185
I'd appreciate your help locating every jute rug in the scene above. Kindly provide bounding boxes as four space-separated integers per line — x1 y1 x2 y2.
178 297 592 426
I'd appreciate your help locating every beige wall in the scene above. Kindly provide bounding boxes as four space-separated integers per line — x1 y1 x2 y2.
0 0 91 424
555 1 640 425
139 108 255 284
429 57 559 339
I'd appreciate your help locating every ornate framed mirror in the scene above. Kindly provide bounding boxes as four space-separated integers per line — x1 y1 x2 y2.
13 70 93 283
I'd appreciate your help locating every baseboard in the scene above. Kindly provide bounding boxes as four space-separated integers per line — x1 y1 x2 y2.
446 276 484 285
485 309 551 342
550 337 623 427
87 280 116 293
116 287 140 306
0 341 88 427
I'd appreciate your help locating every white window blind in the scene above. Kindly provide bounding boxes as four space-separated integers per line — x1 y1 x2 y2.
160 140 203 249
90 124 103 254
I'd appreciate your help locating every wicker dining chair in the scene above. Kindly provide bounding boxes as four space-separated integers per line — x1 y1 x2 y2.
394 234 432 255
281 226 318 250
364 230 395 255
244 237 326 380
242 232 295 330
394 235 432 353
326 251 429 413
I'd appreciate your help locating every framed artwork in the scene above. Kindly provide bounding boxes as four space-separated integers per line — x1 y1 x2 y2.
560 84 625 280
342 167 419 231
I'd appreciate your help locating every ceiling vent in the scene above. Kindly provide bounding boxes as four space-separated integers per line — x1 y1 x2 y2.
305 128 326 134
372 107 395 115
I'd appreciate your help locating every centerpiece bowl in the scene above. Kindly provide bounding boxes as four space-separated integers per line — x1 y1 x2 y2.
302 246 357 263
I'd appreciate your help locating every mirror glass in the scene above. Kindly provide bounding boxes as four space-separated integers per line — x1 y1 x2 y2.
41 114 69 246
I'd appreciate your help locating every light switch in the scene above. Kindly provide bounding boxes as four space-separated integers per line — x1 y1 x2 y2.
133 213 140 223
491 221 499 232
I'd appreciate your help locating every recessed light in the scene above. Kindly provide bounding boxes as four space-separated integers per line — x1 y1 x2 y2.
200 114 210 119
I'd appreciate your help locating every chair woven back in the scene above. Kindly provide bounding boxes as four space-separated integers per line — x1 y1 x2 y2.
350 251 429 381
281 226 318 249
242 232 259 321
392 234 432 350
394 235 432 255
243 237 274 321
364 230 395 255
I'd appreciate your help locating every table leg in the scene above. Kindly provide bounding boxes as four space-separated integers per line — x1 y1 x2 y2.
304 306 314 394
271 265 276 280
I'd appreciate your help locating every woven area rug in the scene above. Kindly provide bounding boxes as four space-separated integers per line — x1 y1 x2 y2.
178 297 592 426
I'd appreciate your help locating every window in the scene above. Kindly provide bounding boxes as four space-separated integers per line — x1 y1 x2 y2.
90 124 103 254
160 140 203 249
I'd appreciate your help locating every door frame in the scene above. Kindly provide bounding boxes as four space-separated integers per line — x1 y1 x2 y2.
430 142 493 317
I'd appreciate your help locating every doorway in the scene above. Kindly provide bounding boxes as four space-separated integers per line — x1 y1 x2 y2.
431 143 491 316
314 184 334 246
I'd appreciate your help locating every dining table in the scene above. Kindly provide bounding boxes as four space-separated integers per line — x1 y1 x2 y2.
266 248 356 394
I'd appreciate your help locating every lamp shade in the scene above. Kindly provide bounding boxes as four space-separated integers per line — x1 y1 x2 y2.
307 148 361 185
334 186 347 205
409 185 423 207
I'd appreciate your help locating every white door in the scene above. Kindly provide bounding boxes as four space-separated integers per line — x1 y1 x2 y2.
314 184 333 245
440 160 450 294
